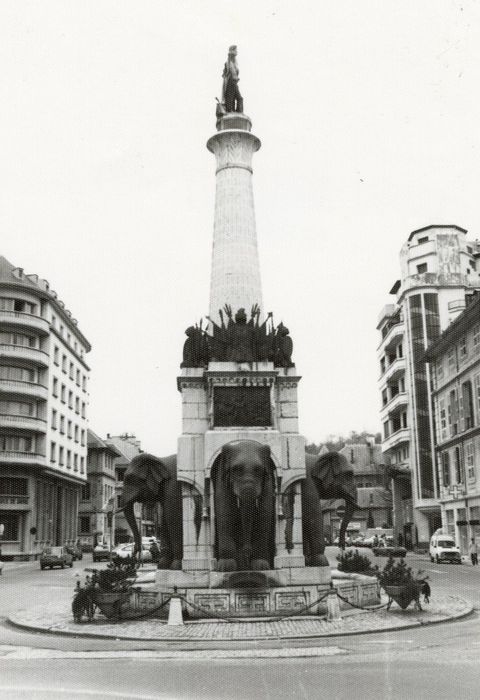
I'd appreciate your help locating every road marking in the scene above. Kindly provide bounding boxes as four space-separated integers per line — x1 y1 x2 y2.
0 644 347 660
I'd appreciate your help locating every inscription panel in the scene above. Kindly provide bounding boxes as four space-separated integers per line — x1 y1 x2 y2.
235 593 270 614
213 386 271 427
275 591 309 613
194 593 230 614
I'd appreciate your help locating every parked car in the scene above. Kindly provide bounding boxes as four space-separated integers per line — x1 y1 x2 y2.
372 540 407 557
40 546 73 570
113 543 152 562
65 542 83 561
92 543 111 562
430 534 461 564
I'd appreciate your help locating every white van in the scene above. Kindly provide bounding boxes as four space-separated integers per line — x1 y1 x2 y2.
430 534 461 564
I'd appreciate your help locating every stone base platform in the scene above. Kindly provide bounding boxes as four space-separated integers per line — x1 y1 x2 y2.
129 568 380 619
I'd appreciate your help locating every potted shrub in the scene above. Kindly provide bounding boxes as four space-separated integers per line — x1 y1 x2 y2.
72 560 137 621
375 556 424 610
336 548 375 576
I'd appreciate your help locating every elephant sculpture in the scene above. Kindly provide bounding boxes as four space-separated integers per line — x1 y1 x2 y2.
120 453 183 569
300 451 357 566
212 440 276 572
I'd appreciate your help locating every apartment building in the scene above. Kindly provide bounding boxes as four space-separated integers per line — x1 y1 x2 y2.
425 293 480 554
0 256 90 558
378 226 480 547
78 430 121 548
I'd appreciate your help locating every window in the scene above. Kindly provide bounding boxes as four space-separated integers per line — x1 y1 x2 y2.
0 435 33 453
68 390 73 409
74 453 78 470
81 429 85 446
79 516 90 533
80 456 85 474
59 325 64 336
474 325 480 353
59 446 64 466
74 425 79 443
75 397 80 414
67 420 72 439
462 381 474 430
447 348 456 373
81 482 90 500
51 315 56 328
454 446 463 484
417 236 429 244
61 384 66 403
466 441 475 480
383 421 389 440
50 441 56 463
52 377 58 397
66 449 71 468
81 401 85 418
82 375 87 391
417 263 428 274
0 477 28 496
0 512 19 540
62 355 67 372
437 360 444 381
53 346 59 365
439 398 447 441
59 415 65 434
459 336 468 361
69 361 74 379
76 369 80 386
0 365 35 382
449 389 458 436
51 409 57 429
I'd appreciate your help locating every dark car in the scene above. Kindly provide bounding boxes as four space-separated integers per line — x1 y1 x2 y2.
92 543 111 562
65 542 83 561
40 546 73 570
373 541 407 557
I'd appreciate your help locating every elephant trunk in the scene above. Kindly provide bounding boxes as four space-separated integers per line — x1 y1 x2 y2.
338 498 356 550
239 495 256 568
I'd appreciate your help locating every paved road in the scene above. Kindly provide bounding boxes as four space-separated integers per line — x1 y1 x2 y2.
0 549 478 699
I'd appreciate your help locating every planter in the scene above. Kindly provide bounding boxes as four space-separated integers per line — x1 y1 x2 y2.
383 582 422 610
93 591 131 619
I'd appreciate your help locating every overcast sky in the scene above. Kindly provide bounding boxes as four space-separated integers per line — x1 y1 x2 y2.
2 1 480 455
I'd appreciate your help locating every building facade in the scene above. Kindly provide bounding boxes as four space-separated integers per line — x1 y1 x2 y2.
425 294 480 554
377 226 480 547
78 430 120 549
0 256 90 558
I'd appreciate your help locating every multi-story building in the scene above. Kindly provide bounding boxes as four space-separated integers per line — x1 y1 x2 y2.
104 433 146 545
425 293 480 554
0 256 90 558
78 430 121 549
322 442 392 541
378 225 480 547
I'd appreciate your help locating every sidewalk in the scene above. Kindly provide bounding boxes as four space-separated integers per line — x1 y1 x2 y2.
8 594 472 643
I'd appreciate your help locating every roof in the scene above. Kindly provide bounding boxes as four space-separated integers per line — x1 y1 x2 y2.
339 444 385 475
407 224 467 242
424 293 480 362
0 255 91 351
87 429 122 456
356 487 393 509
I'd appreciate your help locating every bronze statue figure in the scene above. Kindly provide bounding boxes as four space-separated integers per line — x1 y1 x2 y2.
181 321 209 368
221 45 243 113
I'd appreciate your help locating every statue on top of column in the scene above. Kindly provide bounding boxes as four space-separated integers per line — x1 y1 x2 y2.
220 45 243 114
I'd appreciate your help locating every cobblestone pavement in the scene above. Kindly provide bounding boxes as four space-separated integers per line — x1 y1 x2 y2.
8 595 471 642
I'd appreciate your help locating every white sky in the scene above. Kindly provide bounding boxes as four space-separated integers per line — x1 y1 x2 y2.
2 0 480 455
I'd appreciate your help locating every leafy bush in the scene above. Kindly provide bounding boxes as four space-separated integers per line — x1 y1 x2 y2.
83 560 137 593
336 548 374 573
375 556 424 587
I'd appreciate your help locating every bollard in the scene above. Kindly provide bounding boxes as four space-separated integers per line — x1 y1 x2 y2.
167 596 184 626
326 587 341 621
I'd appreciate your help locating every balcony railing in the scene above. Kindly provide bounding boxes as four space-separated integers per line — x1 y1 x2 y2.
0 310 50 335
0 344 49 366
0 414 47 432
0 451 45 466
0 494 29 505
0 378 48 400
380 392 408 419
382 427 410 452
380 356 406 383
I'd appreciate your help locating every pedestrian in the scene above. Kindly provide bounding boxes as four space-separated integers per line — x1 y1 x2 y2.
468 538 478 566
149 540 160 565
421 579 431 604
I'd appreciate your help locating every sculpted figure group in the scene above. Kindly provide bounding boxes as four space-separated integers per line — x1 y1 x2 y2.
181 304 294 367
119 441 357 572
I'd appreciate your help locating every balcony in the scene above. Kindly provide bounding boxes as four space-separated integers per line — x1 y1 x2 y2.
380 392 408 420
382 427 410 453
378 321 404 353
0 451 45 466
381 356 405 384
0 414 47 432
0 344 49 367
0 493 29 508
0 379 48 401
0 310 50 335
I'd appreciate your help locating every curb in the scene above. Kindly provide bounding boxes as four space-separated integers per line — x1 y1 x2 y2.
7 597 474 645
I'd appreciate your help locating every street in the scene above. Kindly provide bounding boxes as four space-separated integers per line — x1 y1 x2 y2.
0 549 478 699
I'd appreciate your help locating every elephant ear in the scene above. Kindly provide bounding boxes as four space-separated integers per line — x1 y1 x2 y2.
123 452 171 501
310 451 354 496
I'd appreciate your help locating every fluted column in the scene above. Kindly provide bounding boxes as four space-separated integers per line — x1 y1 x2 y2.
207 114 263 324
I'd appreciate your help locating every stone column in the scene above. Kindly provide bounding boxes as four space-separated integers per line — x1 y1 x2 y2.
207 114 263 324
